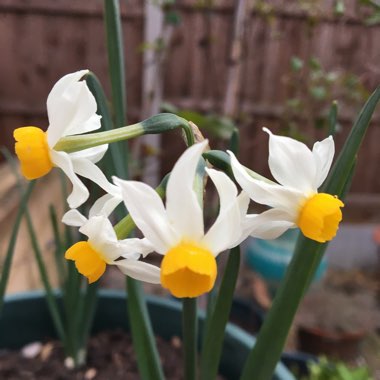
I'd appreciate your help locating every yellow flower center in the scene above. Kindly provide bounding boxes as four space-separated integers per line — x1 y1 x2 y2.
161 242 217 298
297 193 344 243
14 126 53 180
65 241 107 283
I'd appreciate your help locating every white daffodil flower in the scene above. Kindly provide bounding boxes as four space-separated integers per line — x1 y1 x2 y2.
229 128 344 243
113 141 250 298
63 211 159 284
14 69 116 208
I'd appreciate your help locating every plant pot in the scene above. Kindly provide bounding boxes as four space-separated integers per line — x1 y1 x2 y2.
298 325 367 361
245 229 327 295
0 290 294 380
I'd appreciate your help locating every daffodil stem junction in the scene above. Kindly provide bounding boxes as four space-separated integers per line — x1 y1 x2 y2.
53 113 194 154
239 86 380 380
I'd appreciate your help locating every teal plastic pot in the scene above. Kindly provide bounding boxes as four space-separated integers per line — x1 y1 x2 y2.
245 229 327 293
0 290 294 380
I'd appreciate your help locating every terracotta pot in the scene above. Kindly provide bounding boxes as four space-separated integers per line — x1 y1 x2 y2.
298 325 367 361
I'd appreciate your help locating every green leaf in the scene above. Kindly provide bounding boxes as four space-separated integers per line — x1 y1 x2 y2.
103 0 129 181
290 56 303 72
104 0 127 129
0 181 35 315
321 86 380 195
200 247 240 380
328 100 338 136
25 210 67 348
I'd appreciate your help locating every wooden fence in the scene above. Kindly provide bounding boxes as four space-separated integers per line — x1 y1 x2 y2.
0 0 379 194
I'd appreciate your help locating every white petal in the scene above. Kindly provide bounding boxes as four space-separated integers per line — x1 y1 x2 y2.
69 144 108 164
245 209 296 240
47 70 101 147
264 128 317 193
116 259 161 284
62 209 87 227
114 177 179 254
80 216 120 262
89 194 122 218
229 152 303 218
202 169 242 255
72 158 120 196
165 141 207 241
238 191 251 218
119 237 154 258
312 135 335 188
50 150 89 208
229 192 253 247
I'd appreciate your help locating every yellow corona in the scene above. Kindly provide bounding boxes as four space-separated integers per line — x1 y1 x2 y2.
65 241 106 283
161 242 217 298
14 126 53 179
297 193 344 243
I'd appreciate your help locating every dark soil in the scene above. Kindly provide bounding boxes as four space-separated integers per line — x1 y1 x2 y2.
0 330 194 380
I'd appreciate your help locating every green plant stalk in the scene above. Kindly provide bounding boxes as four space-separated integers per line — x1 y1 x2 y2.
200 246 240 380
103 0 129 183
0 180 35 315
183 298 198 380
54 113 194 154
239 86 380 380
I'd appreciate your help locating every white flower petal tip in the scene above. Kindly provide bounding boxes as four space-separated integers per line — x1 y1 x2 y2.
62 209 87 227
262 127 272 135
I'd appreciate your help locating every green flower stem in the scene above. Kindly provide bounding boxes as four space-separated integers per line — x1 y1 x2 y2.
200 246 241 380
127 278 165 380
239 86 380 380
183 298 198 380
54 113 194 154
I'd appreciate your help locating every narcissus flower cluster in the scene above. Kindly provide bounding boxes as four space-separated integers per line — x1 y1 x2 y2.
13 70 344 298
